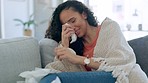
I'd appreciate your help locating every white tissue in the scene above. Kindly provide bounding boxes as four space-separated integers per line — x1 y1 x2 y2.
64 23 77 44
51 76 61 83
70 33 77 44
19 68 61 83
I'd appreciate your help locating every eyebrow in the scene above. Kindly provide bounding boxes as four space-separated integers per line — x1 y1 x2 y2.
64 17 75 24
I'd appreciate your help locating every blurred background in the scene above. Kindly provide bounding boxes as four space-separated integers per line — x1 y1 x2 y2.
0 0 148 41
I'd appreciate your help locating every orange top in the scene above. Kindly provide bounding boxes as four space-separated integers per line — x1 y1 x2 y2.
83 26 101 71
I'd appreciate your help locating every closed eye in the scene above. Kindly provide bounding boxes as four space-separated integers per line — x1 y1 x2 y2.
68 17 76 24
71 18 75 23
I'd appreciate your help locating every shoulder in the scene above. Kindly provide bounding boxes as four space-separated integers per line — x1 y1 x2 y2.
97 17 124 43
101 17 119 27
100 17 121 33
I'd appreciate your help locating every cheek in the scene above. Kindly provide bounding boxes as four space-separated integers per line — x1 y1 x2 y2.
76 20 86 28
77 26 86 37
74 19 87 37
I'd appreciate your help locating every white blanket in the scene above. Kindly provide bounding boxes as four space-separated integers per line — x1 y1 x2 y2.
46 17 148 83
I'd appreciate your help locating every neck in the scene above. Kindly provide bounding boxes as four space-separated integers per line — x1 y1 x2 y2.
83 25 98 44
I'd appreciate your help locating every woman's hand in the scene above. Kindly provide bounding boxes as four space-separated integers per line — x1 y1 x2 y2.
55 46 79 64
54 46 101 69
61 23 75 47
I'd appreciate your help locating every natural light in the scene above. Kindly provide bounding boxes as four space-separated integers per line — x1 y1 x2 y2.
77 0 148 40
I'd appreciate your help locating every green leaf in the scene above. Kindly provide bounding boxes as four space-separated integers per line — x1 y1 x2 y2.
13 19 24 25
13 14 36 29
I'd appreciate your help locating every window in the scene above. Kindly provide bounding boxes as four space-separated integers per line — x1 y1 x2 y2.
89 0 148 40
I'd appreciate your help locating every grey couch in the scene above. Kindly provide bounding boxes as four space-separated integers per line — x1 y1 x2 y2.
0 37 58 83
0 36 147 83
128 36 148 76
0 37 41 83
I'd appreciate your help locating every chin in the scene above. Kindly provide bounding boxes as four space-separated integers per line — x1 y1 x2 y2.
77 34 83 38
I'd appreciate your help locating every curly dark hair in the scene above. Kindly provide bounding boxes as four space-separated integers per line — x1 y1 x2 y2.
45 1 98 56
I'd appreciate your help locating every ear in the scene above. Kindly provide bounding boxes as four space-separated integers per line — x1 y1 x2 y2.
82 12 87 19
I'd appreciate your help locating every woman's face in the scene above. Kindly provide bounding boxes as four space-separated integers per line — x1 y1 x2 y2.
59 8 88 38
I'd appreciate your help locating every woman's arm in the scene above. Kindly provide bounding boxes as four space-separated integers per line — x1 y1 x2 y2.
55 46 101 70
75 55 101 70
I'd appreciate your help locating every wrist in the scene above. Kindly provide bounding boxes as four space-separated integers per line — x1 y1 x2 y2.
61 40 69 47
62 43 69 47
84 57 91 66
58 41 69 47
75 56 86 65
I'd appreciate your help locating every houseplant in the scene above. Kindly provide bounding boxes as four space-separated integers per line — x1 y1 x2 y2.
14 14 35 36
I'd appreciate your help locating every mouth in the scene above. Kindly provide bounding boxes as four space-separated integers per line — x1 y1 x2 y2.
75 29 80 36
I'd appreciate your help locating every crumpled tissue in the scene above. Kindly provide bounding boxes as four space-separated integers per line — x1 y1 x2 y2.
18 68 61 83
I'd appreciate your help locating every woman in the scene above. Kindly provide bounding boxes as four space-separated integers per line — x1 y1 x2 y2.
45 1 148 83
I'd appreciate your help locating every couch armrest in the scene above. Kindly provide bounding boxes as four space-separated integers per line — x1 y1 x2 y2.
128 35 148 76
0 37 41 83
40 71 116 83
39 38 58 68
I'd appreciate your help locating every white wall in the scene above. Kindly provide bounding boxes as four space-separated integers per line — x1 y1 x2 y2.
1 0 33 38
124 0 148 31
0 0 1 38
89 0 113 23
34 0 63 41
89 0 148 40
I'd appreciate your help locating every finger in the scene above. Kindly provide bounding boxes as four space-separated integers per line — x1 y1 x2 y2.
54 47 59 56
62 28 74 42
54 47 63 53
56 47 65 51
63 27 75 36
62 23 71 31
62 23 74 32
64 23 73 28
56 51 64 56
55 47 66 55
63 28 74 35
63 32 75 40
58 55 67 61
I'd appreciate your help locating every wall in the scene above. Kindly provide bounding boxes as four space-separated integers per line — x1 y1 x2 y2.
124 0 148 31
1 0 33 38
0 0 1 38
34 0 63 41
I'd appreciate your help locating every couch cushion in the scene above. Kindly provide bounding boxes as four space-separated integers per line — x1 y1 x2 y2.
39 38 58 68
0 37 41 83
128 35 148 76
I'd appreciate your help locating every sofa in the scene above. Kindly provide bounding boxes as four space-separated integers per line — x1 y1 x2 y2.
0 36 147 83
0 37 41 83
